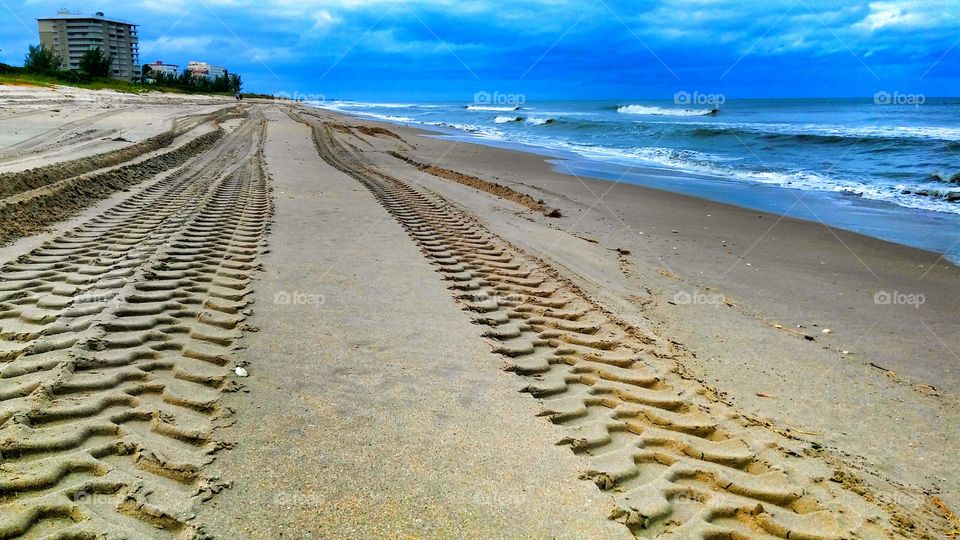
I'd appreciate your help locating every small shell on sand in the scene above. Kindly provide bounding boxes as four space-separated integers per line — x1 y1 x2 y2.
235 367 249 377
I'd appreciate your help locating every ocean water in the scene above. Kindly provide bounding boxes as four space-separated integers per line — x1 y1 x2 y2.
313 98 960 262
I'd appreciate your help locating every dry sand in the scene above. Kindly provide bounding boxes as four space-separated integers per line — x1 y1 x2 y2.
0 85 957 539
0 86 231 174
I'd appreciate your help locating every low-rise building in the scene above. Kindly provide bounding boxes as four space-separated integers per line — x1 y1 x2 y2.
143 60 179 78
186 60 228 81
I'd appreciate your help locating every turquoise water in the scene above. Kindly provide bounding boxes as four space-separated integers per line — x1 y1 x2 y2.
314 98 960 262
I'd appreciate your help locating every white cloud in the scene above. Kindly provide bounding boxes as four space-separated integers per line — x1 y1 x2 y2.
856 2 920 30
854 0 958 32
301 9 342 38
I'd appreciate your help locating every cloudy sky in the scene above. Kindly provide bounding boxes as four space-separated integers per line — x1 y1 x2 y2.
1 0 957 100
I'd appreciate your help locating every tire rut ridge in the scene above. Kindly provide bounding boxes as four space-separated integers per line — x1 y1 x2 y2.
0 112 241 247
0 105 239 198
306 118 902 540
0 110 270 539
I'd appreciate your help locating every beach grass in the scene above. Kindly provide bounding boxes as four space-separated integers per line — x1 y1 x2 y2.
0 73 157 93
0 73 240 96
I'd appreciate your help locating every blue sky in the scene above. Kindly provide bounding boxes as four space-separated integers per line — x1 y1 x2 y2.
1 0 958 100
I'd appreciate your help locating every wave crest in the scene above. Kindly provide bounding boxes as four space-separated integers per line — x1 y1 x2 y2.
526 117 555 126
617 105 717 117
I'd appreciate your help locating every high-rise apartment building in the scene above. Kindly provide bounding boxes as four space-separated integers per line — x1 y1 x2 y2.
37 10 140 81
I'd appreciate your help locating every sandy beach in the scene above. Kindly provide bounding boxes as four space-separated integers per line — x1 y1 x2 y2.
0 85 957 539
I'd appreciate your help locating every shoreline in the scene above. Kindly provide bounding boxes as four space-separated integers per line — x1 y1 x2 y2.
323 107 960 386
321 106 960 264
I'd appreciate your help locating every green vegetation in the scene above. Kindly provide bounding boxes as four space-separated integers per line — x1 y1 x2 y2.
0 69 150 93
79 48 113 79
1 43 243 96
20 44 116 83
24 45 62 75
142 68 242 94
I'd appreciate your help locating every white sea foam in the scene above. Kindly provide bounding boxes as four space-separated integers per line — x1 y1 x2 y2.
671 121 960 142
364 113 415 122
617 105 716 116
491 116 555 125
466 105 521 112
526 117 555 125
426 121 508 140
557 144 960 215
321 108 416 123
329 101 418 109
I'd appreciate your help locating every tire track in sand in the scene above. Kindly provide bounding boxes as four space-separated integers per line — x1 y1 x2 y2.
304 116 911 540
0 110 270 538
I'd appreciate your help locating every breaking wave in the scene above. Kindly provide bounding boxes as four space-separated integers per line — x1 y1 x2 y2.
617 105 717 116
